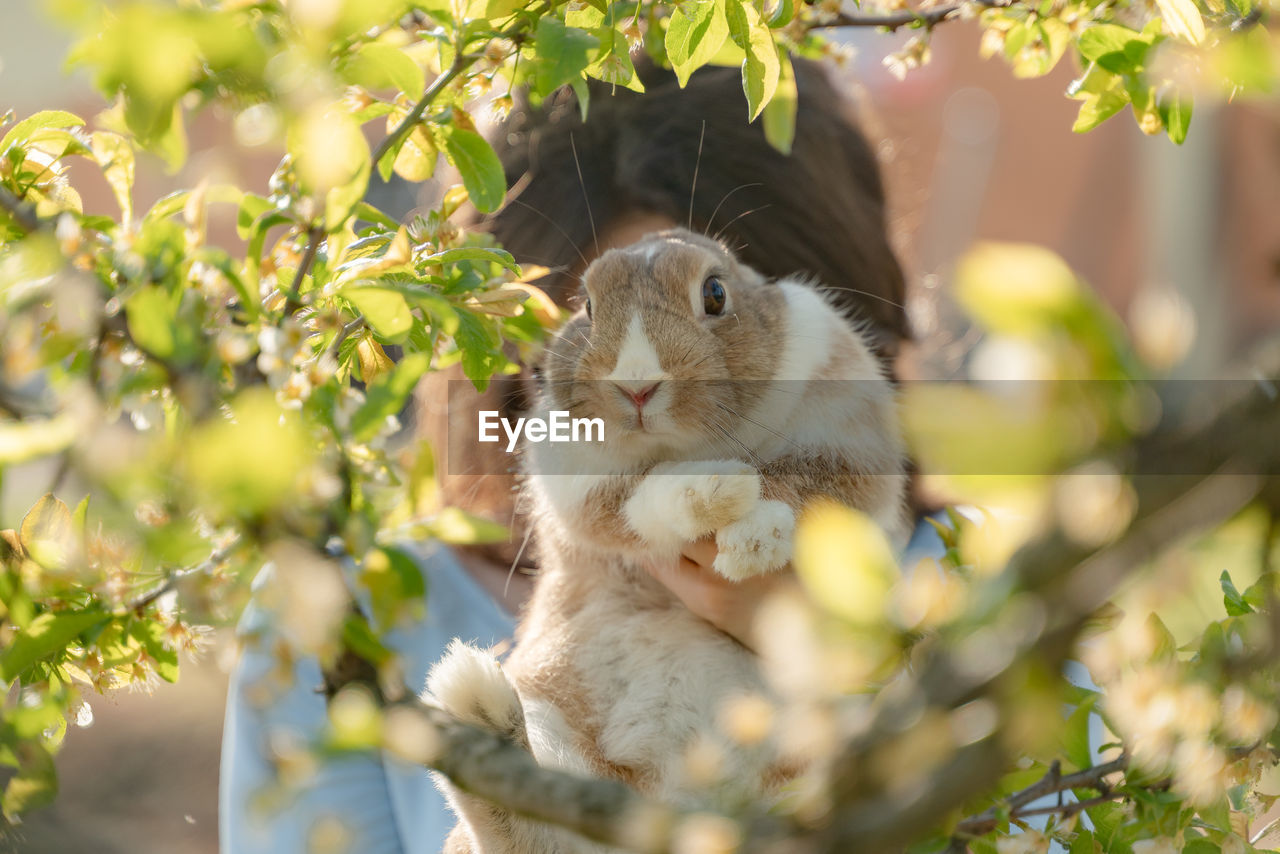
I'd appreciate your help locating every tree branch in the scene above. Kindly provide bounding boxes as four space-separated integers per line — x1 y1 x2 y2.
283 225 324 317
820 0 1010 31
954 757 1127 837
384 697 690 853
373 54 476 165
0 184 41 234
122 538 238 614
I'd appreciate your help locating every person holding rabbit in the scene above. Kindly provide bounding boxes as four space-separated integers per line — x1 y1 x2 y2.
220 57 925 854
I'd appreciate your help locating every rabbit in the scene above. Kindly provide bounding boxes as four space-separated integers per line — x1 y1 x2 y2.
427 228 908 853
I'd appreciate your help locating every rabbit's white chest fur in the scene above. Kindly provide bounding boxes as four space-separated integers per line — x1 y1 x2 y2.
516 561 766 804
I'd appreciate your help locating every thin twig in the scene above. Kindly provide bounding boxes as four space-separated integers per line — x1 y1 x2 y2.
122 538 239 614
954 756 1127 837
822 0 1009 31
283 225 324 317
373 54 475 165
326 316 366 360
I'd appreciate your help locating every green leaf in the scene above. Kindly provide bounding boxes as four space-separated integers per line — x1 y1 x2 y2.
345 43 425 101
485 0 524 20
725 0 779 120
1146 612 1177 660
236 193 275 239
762 48 797 153
90 131 135 223
125 284 180 361
793 503 897 626
1220 570 1253 615
0 110 84 156
131 620 179 683
354 201 401 231
1077 24 1156 75
342 286 414 343
379 110 438 184
1063 695 1097 770
1073 95 1130 133
360 545 428 630
565 3 606 28
349 351 430 441
326 156 372 231
1158 89 1192 144
666 0 730 86
427 506 509 544
533 17 598 95
19 494 75 570
424 246 520 275
0 610 109 683
443 128 505 214
1068 830 1098 854
1157 0 1206 44
453 309 504 388
586 27 645 93
1 741 57 821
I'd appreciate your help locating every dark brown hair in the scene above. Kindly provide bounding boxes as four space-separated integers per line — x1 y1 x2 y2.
484 57 908 364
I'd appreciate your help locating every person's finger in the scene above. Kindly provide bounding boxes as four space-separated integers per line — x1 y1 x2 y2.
679 538 718 570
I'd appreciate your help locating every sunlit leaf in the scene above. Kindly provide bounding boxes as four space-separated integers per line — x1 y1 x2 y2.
345 43 425 101
0 415 78 466
762 48 796 154
427 506 509 544
667 0 730 86
442 128 505 214
0 610 108 683
954 242 1081 334
19 494 75 571
183 389 313 516
725 0 779 120
1157 0 1206 45
0 111 84 156
533 17 598 95
349 351 430 442
343 286 414 342
793 502 896 627
1 741 57 821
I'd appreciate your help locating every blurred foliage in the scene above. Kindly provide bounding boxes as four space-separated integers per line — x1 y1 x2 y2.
0 0 1277 849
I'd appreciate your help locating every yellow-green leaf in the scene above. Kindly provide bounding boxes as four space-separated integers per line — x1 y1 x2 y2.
793 502 896 626
19 494 75 570
1158 0 1206 44
762 48 797 153
0 415 78 466
442 128 505 213
666 0 730 86
725 0 779 120
343 286 414 342
0 609 108 682
90 131 135 223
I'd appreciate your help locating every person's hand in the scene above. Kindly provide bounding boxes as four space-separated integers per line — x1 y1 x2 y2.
643 538 792 651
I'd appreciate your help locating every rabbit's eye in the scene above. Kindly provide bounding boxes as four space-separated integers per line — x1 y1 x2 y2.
585 298 592 320
702 277 726 316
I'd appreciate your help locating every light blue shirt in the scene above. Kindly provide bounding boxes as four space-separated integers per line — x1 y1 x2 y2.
219 542 514 854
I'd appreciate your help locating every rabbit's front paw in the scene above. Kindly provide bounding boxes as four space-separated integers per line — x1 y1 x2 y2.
625 460 761 546
713 499 795 580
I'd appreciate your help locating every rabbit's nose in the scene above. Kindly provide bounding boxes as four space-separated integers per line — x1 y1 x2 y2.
615 381 661 410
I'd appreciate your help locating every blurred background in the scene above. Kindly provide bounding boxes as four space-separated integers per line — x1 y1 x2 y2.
2 1 1277 851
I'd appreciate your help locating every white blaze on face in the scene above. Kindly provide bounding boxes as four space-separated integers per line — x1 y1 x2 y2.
605 313 667 387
